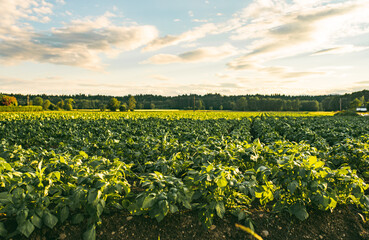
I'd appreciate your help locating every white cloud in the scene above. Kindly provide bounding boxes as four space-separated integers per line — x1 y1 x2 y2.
144 44 237 64
0 0 53 39
216 73 231 79
143 23 218 52
228 0 369 70
56 0 66 5
192 19 208 23
311 45 369 56
0 7 159 70
150 74 171 81
143 18 242 52
227 62 325 79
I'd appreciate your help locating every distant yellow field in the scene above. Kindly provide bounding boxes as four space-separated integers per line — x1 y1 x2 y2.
0 110 336 121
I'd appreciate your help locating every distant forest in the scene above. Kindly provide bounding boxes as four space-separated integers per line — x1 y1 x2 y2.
4 90 369 111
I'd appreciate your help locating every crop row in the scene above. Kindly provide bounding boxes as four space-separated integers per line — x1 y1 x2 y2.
0 112 368 239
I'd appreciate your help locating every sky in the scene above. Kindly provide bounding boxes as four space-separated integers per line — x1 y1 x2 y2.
0 0 369 96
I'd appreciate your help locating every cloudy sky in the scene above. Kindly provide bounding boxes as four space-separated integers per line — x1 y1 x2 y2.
0 0 369 96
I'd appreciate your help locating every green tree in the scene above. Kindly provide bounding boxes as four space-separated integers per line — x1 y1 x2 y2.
128 95 136 111
120 103 127 111
150 103 155 109
236 97 247 111
49 103 58 110
350 98 362 109
33 97 43 106
248 97 259 111
107 97 120 111
230 101 237 111
360 96 365 106
137 103 144 109
42 100 51 110
64 98 74 111
196 99 205 110
100 105 106 111
56 100 64 110
300 100 319 111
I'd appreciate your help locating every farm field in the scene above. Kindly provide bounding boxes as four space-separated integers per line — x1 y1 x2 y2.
0 111 368 240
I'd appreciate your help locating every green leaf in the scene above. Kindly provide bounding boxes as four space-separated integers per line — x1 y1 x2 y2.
51 171 61 181
314 161 325 169
238 210 246 221
96 203 104 217
142 194 156 209
206 165 213 173
290 203 309 221
158 200 169 216
169 204 178 213
16 209 29 224
79 151 88 159
287 180 298 194
83 224 96 240
60 206 69 223
307 156 317 166
361 195 369 207
155 213 165 222
182 200 192 209
31 214 43 229
0 192 11 204
215 202 225 219
72 214 84 224
0 222 7 237
43 212 58 229
0 159 12 171
17 220 34 238
88 190 98 204
257 166 268 172
216 177 227 188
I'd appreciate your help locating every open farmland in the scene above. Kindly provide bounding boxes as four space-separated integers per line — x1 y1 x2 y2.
0 111 368 240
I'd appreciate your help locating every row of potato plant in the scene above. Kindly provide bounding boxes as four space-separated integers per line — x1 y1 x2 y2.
0 112 368 239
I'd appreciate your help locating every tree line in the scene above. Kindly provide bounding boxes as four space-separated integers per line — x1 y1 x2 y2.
2 90 369 111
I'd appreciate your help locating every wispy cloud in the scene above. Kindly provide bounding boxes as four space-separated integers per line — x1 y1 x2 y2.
228 0 369 69
354 80 369 85
142 23 218 52
150 74 171 81
192 19 208 23
311 45 369 56
143 15 242 52
144 44 237 64
227 62 325 79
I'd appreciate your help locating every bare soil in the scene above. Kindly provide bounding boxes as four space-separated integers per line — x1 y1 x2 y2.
12 205 369 240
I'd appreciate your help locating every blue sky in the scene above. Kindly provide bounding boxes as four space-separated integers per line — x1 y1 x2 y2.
0 0 369 96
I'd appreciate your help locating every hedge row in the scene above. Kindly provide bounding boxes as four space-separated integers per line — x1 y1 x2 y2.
0 106 43 112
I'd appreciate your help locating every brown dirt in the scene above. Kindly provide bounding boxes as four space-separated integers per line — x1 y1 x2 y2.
12 205 369 240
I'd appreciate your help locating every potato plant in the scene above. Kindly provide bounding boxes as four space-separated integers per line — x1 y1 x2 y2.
0 111 368 239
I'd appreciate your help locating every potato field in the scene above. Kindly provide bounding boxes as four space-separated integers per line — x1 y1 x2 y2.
0 111 368 239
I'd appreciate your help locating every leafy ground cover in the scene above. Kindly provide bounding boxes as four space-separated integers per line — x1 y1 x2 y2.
0 111 368 239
